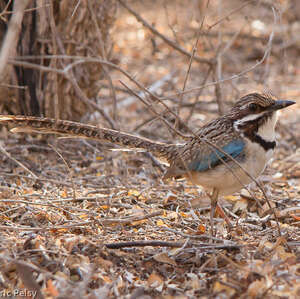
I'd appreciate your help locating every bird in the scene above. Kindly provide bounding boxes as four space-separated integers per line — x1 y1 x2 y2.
0 93 295 235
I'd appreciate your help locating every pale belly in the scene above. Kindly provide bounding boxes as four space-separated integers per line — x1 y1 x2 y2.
187 143 273 195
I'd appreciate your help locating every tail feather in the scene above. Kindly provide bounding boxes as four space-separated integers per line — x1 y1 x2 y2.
0 115 176 162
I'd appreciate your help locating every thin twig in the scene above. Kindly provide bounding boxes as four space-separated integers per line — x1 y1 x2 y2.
200 30 283 43
0 143 38 179
207 0 256 30
214 0 225 115
162 0 179 42
117 0 212 65
0 199 80 219
176 19 205 128
48 144 77 201
0 171 74 187
164 29 275 98
214 57 224 115
87 1 118 122
46 1 59 119
0 0 13 21
159 226 232 243
185 66 212 122
0 211 163 231
0 221 93 231
118 72 173 111
120 80 188 139
100 210 163 225
0 83 26 89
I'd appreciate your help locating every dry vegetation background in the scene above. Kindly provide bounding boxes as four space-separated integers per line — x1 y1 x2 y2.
0 0 300 298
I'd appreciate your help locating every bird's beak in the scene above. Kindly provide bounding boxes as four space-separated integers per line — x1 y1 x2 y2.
270 100 296 111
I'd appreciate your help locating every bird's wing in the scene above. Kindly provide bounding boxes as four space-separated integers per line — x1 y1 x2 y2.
164 138 245 179
189 139 245 172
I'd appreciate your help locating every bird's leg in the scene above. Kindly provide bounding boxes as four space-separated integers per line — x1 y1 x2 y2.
216 203 233 230
210 188 219 237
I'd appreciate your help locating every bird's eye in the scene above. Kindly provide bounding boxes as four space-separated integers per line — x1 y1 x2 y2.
249 103 258 111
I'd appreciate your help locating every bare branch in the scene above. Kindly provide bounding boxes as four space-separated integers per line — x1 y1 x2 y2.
105 239 241 249
0 0 30 81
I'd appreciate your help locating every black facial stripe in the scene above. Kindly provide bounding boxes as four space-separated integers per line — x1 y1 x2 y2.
234 112 276 151
251 134 276 151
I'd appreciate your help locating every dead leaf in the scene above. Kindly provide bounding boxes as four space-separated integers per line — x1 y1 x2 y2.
290 214 300 221
247 279 266 298
213 278 235 297
232 198 248 213
153 252 177 266
156 219 167 227
147 272 164 288
195 224 206 234
47 279 59 297
95 257 114 271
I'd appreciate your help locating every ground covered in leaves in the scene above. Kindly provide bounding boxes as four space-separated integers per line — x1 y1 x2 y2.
0 1 300 298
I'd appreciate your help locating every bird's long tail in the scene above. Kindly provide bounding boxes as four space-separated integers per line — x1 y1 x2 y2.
0 115 176 162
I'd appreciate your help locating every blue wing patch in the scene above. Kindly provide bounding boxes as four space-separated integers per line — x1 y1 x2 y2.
189 139 245 172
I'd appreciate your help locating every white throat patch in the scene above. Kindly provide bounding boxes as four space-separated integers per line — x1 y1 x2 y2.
257 111 278 142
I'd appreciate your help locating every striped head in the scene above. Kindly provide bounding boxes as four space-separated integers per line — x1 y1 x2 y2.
229 93 295 150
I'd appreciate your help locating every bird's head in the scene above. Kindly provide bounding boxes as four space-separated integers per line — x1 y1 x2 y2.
230 93 295 138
